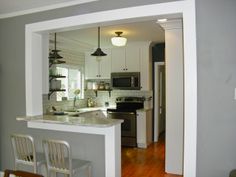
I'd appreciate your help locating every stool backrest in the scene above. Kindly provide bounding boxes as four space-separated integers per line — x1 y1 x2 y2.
11 134 36 164
42 139 72 174
4 169 43 177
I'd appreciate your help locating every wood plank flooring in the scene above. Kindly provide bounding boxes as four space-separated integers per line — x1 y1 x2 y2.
121 135 182 177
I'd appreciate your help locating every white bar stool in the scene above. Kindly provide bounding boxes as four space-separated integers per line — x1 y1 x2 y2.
42 139 92 177
11 134 45 173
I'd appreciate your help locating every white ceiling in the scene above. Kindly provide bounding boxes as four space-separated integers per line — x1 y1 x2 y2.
57 20 165 48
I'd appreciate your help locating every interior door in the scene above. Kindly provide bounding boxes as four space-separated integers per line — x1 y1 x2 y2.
154 63 165 142
158 65 165 134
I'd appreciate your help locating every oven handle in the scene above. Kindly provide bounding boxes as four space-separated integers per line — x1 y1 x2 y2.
107 111 135 115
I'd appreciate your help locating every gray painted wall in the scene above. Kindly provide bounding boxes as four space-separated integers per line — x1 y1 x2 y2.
0 0 179 175
196 0 236 177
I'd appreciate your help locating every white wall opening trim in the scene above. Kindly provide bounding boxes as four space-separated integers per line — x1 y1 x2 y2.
25 1 197 177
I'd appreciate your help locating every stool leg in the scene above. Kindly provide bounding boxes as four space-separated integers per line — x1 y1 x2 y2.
33 164 37 174
14 162 18 171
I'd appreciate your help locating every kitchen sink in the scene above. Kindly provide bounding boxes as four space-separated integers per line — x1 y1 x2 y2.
64 109 80 113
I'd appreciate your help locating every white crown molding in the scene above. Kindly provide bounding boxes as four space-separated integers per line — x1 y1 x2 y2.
158 19 183 30
0 0 98 19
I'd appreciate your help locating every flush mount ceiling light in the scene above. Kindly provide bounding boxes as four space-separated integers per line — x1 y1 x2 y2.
157 18 168 23
111 31 127 47
91 27 107 56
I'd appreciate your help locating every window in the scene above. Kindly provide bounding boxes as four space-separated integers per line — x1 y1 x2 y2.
56 66 84 101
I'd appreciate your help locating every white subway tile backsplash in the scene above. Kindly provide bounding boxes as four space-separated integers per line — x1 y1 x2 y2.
43 90 152 113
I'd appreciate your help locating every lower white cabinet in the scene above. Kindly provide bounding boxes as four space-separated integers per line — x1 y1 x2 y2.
137 109 153 148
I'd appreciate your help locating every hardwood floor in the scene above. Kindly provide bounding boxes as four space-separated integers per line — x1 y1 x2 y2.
121 135 182 177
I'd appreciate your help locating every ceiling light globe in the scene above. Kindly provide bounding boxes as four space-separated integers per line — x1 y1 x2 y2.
111 37 127 47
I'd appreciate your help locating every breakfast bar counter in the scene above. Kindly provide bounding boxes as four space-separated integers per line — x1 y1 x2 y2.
17 114 122 127
17 114 123 177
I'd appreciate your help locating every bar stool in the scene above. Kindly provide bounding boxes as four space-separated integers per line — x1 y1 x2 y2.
11 134 45 173
42 139 92 177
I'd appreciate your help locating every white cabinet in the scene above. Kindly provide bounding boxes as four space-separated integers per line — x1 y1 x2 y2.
140 44 152 91
85 50 111 79
111 47 126 72
137 109 153 148
111 46 140 72
125 46 140 72
111 43 152 90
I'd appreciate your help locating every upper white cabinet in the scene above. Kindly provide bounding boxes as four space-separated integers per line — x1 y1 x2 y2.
84 43 152 91
110 42 152 90
111 46 140 72
125 46 140 72
110 47 126 72
85 49 111 80
140 43 152 91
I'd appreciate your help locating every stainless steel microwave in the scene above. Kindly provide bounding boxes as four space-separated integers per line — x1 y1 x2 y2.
111 72 140 90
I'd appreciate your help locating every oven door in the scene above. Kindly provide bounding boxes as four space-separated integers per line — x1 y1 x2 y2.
107 111 136 137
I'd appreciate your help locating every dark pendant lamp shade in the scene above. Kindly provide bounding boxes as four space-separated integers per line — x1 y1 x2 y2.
49 33 63 59
91 27 107 56
49 33 65 66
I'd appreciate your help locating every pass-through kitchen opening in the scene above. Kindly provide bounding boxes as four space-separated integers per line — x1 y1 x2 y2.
41 16 184 177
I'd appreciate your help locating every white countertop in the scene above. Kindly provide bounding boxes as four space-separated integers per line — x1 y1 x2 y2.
17 114 123 127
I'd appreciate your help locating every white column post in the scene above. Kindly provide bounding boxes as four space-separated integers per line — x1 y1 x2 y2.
104 124 121 177
159 19 184 175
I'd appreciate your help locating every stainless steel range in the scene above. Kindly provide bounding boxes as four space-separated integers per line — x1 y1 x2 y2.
107 97 144 147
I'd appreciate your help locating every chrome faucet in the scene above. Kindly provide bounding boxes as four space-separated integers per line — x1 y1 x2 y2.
73 96 77 110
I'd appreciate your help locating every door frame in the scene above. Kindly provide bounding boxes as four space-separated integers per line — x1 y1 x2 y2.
25 1 197 177
154 62 165 142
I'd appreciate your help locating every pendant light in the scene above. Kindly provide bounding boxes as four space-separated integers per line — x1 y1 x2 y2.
91 27 107 56
49 33 65 66
111 31 127 47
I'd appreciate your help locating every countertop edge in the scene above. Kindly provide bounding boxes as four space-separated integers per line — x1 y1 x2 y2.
16 114 123 128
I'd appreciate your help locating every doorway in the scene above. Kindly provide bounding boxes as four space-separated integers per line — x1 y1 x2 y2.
154 62 166 142
25 2 197 177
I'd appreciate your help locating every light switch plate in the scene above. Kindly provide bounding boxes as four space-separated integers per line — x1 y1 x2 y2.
234 88 236 100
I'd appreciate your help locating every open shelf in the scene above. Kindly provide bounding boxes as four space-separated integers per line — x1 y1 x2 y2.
93 89 112 97
49 60 66 67
49 75 66 81
48 89 66 99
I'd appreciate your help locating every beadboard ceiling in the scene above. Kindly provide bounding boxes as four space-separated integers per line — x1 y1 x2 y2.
56 20 165 50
